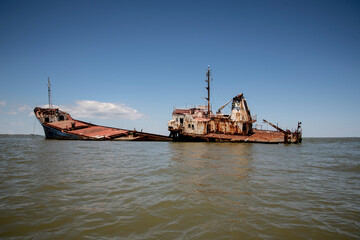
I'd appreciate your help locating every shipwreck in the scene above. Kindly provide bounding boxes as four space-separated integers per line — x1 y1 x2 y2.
34 79 171 141
168 67 302 143
35 69 301 143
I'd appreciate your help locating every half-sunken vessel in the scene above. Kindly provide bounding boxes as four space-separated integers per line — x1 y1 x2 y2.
34 79 171 141
168 67 302 143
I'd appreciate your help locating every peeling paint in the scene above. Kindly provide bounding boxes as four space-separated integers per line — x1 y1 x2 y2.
168 67 302 144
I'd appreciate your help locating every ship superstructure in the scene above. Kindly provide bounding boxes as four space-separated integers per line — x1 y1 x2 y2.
168 67 302 143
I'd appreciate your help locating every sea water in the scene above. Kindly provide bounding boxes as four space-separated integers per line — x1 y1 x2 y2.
0 135 359 239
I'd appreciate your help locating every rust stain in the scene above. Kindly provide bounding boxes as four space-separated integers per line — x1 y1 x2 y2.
34 107 172 141
168 67 302 144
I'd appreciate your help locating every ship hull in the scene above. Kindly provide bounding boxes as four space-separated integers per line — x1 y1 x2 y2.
34 107 172 141
42 123 80 140
171 129 302 144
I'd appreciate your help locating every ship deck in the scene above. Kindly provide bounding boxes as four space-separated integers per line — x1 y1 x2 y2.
44 119 171 141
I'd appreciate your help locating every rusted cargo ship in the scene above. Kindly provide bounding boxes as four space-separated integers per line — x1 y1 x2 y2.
168 67 302 143
34 107 171 141
34 79 171 141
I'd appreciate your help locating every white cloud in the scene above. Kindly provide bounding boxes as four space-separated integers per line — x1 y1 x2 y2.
0 101 5 107
18 105 31 112
4 105 33 117
8 110 17 115
60 100 145 120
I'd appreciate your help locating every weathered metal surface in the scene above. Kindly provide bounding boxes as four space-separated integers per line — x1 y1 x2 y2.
68 126 128 139
34 107 172 141
168 67 302 144
173 129 301 144
46 120 88 131
168 92 254 137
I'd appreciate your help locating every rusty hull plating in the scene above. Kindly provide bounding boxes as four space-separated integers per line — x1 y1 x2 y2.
34 107 171 141
168 67 302 143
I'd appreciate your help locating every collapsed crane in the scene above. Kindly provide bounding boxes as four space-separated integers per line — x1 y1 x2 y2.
263 119 302 143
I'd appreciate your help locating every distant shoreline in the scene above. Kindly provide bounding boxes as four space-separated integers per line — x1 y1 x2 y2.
0 134 359 139
0 134 44 137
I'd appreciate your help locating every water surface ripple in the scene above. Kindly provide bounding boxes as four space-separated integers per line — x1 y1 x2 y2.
0 136 359 239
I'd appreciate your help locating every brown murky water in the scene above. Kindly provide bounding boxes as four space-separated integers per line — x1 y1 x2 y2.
0 135 359 239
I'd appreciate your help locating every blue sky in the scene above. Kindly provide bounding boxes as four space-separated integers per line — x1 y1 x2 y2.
0 0 359 137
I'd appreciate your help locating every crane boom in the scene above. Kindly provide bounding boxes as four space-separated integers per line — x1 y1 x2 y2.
263 119 286 133
217 98 232 114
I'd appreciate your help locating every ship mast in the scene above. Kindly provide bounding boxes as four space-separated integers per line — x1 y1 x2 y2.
205 66 212 118
48 77 53 109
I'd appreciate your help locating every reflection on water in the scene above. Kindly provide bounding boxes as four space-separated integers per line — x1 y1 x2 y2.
170 143 254 214
0 136 359 239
